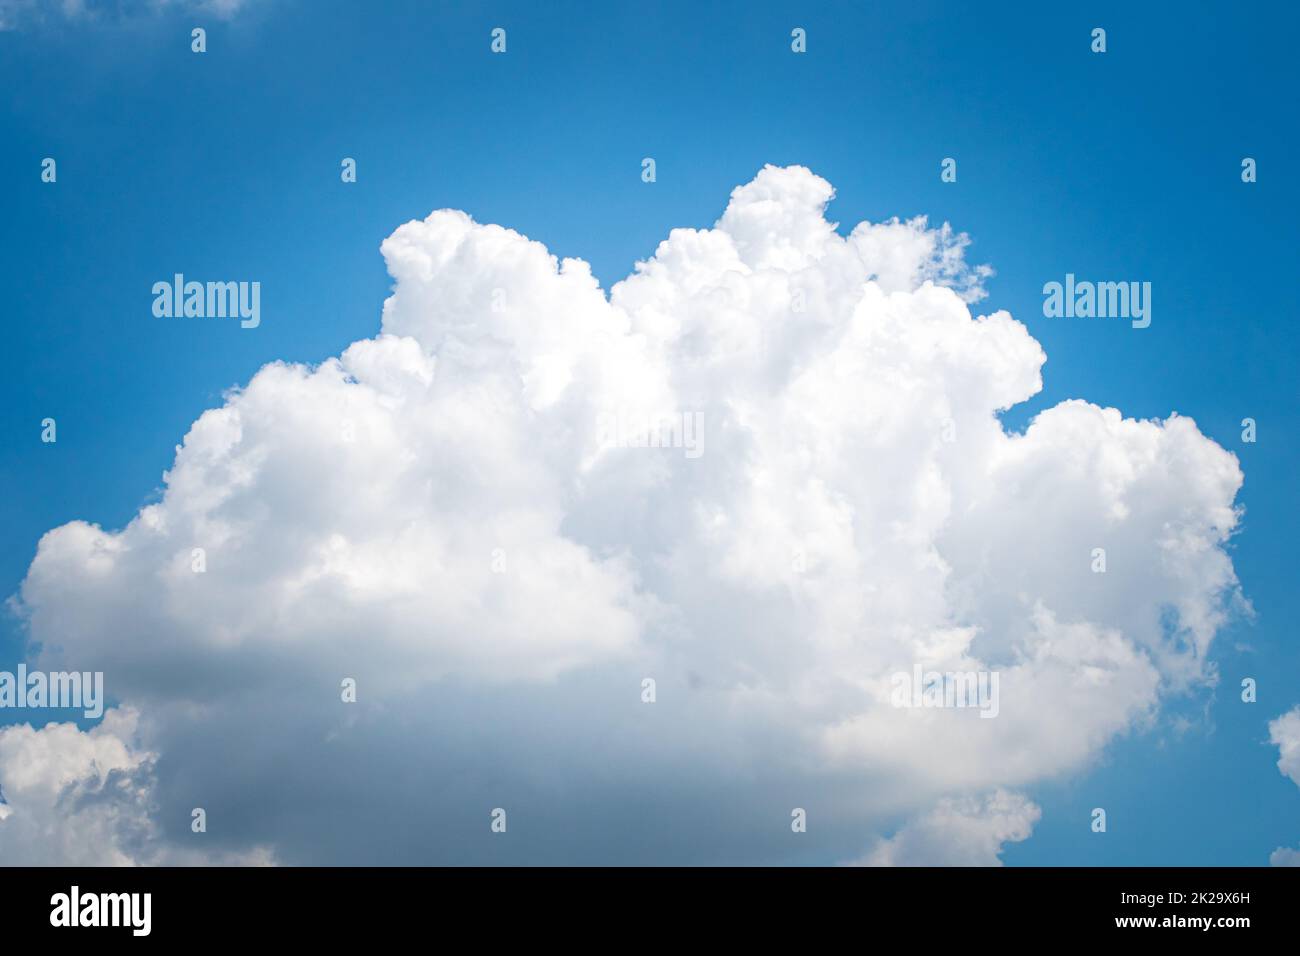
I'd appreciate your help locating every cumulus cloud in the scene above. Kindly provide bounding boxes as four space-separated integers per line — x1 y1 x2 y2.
851 790 1040 866
1270 707 1300 788
1267 706 1300 865
2 165 1246 865
0 710 271 864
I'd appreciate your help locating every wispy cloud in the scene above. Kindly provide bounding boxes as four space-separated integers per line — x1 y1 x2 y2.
0 0 254 31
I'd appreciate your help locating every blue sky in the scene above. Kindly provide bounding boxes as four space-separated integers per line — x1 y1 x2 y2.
1 0 1297 865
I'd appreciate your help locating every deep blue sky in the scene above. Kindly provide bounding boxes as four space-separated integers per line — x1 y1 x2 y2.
1 0 1297 864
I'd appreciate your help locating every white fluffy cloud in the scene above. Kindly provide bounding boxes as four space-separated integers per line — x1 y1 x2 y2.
852 790 1041 866
0 710 271 864
2 166 1246 865
1270 707 1300 788
1268 706 1300 865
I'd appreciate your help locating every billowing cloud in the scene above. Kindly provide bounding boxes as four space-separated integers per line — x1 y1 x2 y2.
2 166 1246 864
0 709 271 864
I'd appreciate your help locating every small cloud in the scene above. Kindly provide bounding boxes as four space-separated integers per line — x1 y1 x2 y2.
1270 846 1300 867
847 790 1041 866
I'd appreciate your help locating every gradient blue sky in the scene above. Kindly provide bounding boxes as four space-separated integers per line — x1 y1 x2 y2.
1 0 1297 864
